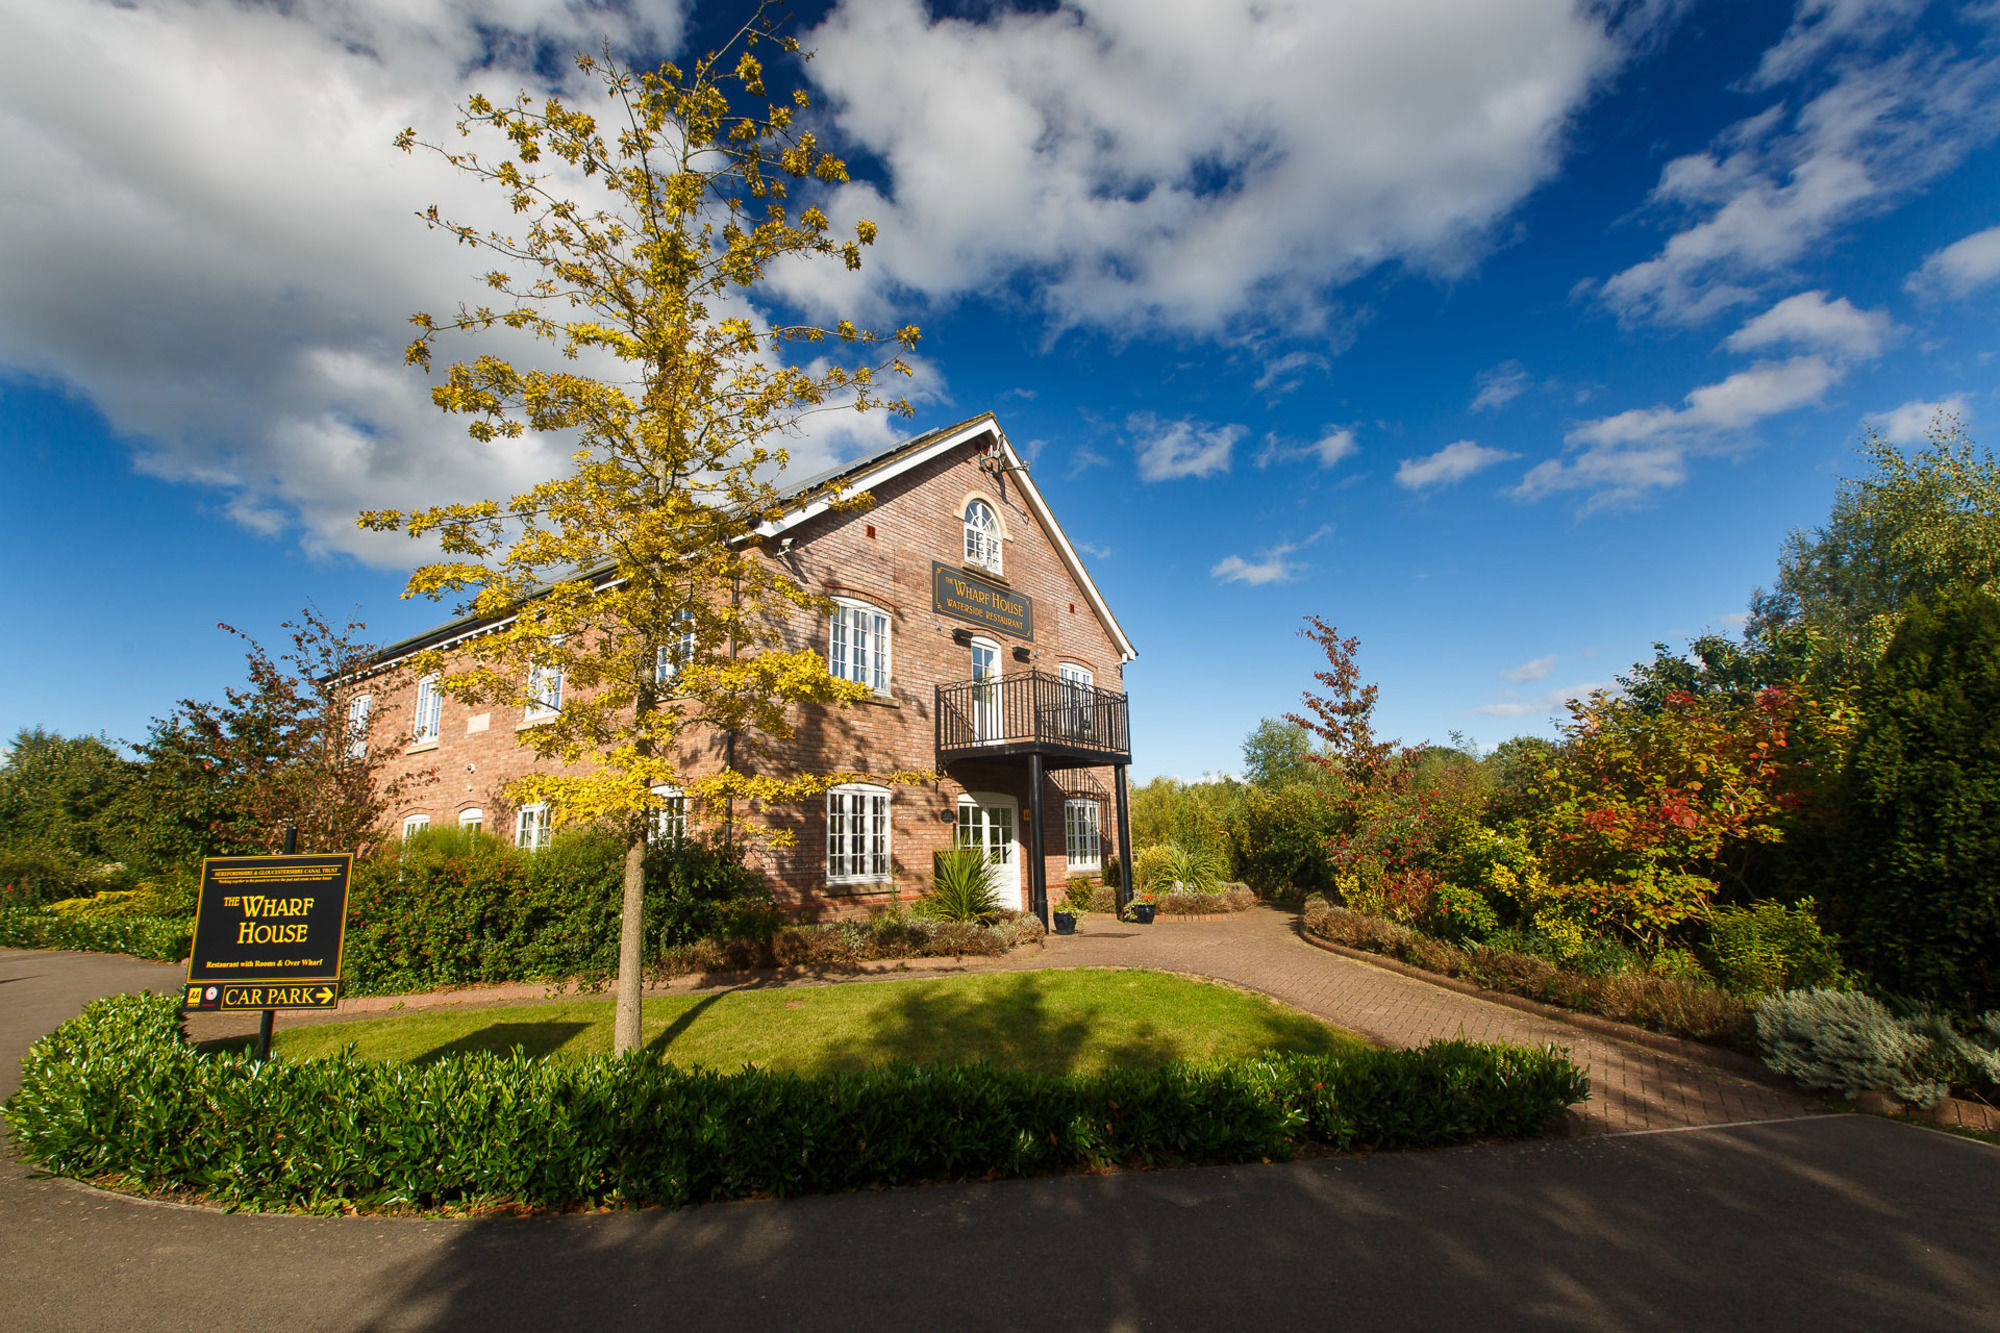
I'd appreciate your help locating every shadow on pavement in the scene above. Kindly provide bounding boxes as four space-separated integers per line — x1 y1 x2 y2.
331 1116 2000 1332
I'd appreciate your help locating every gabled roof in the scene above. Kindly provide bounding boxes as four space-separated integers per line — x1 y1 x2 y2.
369 412 1136 665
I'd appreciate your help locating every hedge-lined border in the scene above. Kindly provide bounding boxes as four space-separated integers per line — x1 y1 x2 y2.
0 908 192 964
4 993 1589 1214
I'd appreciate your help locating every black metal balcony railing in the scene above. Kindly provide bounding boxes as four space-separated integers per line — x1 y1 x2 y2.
935 670 1130 763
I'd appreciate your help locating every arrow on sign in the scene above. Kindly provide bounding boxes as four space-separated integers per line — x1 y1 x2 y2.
313 985 334 1005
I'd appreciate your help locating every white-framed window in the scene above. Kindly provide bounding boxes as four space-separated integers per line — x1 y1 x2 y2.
401 813 431 838
827 783 891 883
346 692 372 760
655 615 697 686
515 802 552 851
829 599 891 696
412 675 442 743
964 498 1002 573
524 659 563 721
650 785 686 846
1065 799 1102 873
458 807 484 833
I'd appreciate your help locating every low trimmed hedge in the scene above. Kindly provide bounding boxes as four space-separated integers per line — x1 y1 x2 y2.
4 993 1589 1213
0 907 192 963
1303 896 1753 1048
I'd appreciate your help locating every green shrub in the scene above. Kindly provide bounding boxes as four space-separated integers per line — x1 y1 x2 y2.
0 846 131 908
1705 898 1843 994
2 992 1588 1213
342 828 771 996
1425 881 1500 944
1163 843 1225 895
0 907 192 962
920 849 1001 923
1131 844 1177 894
1830 585 2000 1008
1155 885 1256 916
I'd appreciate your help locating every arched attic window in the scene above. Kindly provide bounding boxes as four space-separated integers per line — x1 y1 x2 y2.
963 499 1002 574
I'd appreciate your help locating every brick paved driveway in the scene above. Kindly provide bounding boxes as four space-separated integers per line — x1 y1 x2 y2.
980 907 1820 1135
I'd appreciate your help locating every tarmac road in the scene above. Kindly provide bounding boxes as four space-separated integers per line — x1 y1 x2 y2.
4 945 1998 1332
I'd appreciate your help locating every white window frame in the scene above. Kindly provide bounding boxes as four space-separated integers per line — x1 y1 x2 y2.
655 615 697 687
524 659 563 722
650 784 687 846
1059 662 1096 742
515 802 552 851
828 598 892 697
826 783 892 884
964 499 1002 574
956 792 1022 911
412 675 443 743
970 637 1004 743
1065 799 1102 873
458 807 484 833
401 813 431 838
346 692 373 761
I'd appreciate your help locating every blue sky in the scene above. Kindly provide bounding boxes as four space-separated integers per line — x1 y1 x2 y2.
3 0 1998 781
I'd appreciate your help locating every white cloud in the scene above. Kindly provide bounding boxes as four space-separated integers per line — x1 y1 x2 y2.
1211 524 1331 586
1257 427 1357 470
1395 440 1518 491
1503 655 1557 683
1520 354 1840 507
1906 224 2000 298
1867 394 1973 444
1130 414 1242 482
1723 289 1895 360
1252 350 1331 396
1718 611 1751 629
782 0 1641 335
1600 15 2000 326
1474 680 1611 719
1471 361 1532 412
0 0 967 566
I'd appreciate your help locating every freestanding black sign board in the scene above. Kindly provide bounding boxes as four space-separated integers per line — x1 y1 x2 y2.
183 851 351 1017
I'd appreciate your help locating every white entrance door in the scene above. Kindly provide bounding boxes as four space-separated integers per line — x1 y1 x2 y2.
970 640 1002 743
956 793 1021 911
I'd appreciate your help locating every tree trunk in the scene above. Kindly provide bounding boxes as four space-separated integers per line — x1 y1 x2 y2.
612 832 647 1056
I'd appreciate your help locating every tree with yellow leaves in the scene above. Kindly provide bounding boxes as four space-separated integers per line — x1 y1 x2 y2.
360 9 923 1053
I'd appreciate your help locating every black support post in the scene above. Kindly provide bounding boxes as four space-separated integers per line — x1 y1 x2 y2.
1027 752 1049 929
257 823 297 1063
1114 764 1134 913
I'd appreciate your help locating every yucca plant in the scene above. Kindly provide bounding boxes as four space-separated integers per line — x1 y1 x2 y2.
1163 843 1224 896
923 848 1001 923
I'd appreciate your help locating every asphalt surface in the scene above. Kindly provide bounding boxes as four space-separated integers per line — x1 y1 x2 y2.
5 946 1999 1332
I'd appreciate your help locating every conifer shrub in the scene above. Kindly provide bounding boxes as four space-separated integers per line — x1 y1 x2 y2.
3 992 1589 1213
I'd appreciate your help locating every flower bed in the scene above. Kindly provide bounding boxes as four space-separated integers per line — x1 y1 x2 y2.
1302 895 1754 1048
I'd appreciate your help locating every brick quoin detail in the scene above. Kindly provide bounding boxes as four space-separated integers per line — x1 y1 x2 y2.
359 418 1135 920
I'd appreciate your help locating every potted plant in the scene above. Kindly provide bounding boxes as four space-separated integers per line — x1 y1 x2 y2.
1124 889 1156 925
1053 887 1090 935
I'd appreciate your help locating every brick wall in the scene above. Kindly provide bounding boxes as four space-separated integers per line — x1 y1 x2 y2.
359 428 1133 918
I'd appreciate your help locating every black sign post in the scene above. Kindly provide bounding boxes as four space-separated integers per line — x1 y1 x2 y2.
183 825 352 1060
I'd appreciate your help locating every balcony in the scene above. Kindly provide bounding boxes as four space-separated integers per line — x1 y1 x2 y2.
935 670 1131 768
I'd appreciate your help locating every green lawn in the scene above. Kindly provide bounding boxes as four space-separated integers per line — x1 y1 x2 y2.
255 968 1363 1076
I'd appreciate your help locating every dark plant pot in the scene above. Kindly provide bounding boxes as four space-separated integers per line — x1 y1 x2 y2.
1132 904 1156 925
1053 911 1077 935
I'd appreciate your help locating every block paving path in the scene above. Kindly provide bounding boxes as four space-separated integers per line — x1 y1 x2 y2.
970 906 1819 1135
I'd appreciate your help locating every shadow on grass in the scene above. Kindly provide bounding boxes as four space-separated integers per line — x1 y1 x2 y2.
413 1021 595 1063
807 972 1196 1077
644 992 726 1061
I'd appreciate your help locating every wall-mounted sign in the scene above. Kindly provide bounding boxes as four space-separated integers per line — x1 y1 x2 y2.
932 562 1034 640
184 853 352 1010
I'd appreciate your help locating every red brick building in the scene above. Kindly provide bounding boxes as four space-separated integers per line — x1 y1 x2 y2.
356 413 1138 924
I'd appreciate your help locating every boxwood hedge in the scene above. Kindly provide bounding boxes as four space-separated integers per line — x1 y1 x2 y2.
5 993 1589 1212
